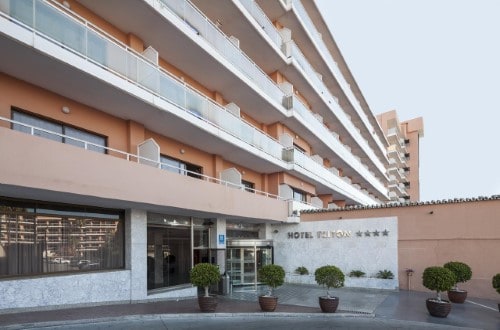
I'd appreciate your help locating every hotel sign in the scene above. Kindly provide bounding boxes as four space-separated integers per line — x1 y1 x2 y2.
287 229 389 239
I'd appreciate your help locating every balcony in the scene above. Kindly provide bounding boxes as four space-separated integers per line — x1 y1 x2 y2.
0 0 289 174
282 0 388 160
288 41 388 178
283 148 380 205
0 122 289 222
77 0 286 125
197 0 388 180
290 97 388 200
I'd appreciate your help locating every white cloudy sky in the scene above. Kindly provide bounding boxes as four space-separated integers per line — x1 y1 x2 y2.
316 0 500 201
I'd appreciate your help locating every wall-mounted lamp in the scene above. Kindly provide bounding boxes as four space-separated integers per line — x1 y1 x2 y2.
241 170 245 175
180 148 185 154
428 211 434 215
61 106 70 114
62 1 71 9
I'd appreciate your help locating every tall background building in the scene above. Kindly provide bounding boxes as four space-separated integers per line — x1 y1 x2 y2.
0 0 422 311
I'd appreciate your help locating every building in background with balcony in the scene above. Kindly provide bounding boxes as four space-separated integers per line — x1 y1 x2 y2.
0 0 420 311
377 110 424 202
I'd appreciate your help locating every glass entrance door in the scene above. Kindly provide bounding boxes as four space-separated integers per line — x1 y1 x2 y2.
226 240 273 288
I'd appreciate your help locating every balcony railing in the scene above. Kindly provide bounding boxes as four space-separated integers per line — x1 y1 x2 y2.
158 0 284 105
283 147 379 204
0 0 285 161
238 0 283 49
292 97 387 197
0 115 284 201
291 0 386 155
238 1 386 176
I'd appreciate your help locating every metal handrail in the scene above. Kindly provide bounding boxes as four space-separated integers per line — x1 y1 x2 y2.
0 116 284 201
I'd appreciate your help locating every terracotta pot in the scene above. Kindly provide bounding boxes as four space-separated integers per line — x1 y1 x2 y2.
197 295 217 312
426 298 451 318
259 295 278 312
319 296 339 313
447 289 467 303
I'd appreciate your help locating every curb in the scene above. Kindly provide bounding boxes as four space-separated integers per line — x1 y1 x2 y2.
1 311 375 329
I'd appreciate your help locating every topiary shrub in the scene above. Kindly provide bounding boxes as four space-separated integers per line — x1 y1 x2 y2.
443 261 472 291
315 265 345 298
349 270 365 278
190 263 220 297
493 273 500 294
295 266 309 275
422 266 456 301
376 269 394 279
259 264 285 296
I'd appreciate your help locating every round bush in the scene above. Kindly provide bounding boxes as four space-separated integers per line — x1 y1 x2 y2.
492 273 500 294
422 266 456 294
259 264 285 289
315 265 345 292
443 261 472 285
190 263 220 296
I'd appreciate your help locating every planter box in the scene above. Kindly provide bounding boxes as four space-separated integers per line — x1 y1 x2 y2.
345 277 398 290
285 274 316 285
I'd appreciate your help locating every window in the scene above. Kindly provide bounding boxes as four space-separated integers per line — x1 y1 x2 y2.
160 155 202 179
292 188 307 202
0 199 124 278
147 214 192 290
11 109 106 153
242 180 255 193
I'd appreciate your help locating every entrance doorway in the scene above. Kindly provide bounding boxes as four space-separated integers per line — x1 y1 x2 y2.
226 240 273 289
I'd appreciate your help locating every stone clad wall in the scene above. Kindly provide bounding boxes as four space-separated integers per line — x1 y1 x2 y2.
273 217 398 289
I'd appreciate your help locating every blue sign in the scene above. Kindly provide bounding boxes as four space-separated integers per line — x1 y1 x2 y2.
218 234 225 244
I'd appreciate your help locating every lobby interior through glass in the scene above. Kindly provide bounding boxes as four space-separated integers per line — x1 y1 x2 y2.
146 214 273 291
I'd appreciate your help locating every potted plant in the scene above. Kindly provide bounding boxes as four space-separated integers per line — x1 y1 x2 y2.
492 273 500 312
422 266 456 317
349 270 365 278
314 265 345 313
443 261 472 303
295 266 309 275
258 264 285 312
190 263 220 312
376 269 395 279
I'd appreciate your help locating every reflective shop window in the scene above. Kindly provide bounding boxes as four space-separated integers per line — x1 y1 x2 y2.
0 200 124 278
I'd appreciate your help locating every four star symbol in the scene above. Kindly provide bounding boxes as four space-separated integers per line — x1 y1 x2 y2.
354 229 390 237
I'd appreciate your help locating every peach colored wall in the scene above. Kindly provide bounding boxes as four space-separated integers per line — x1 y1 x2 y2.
0 74 128 153
223 161 263 192
281 173 316 196
301 201 500 300
146 129 215 176
0 128 288 221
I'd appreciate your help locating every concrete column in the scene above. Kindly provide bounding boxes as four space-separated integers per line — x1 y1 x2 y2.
209 218 226 274
125 209 147 301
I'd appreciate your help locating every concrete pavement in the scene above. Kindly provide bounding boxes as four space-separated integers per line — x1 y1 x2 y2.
0 284 498 329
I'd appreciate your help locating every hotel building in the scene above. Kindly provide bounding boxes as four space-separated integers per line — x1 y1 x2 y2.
0 0 422 311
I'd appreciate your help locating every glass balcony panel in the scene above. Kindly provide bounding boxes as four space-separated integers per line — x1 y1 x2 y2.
137 58 160 93
185 88 205 118
239 0 283 48
3 0 285 162
7 0 34 27
159 75 185 107
36 1 85 54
